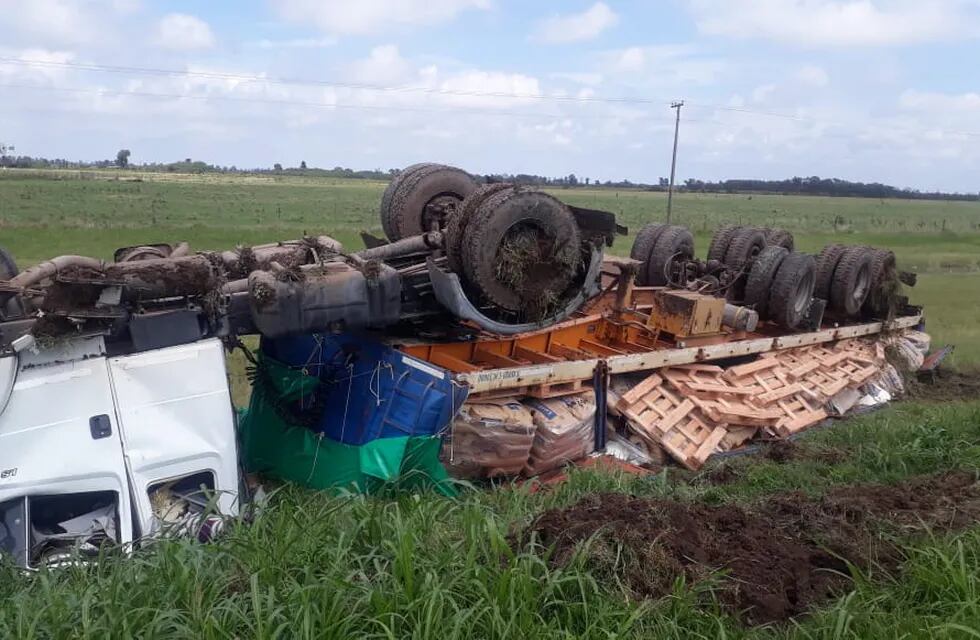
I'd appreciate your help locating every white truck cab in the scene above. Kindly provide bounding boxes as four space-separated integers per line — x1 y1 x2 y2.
0 336 240 569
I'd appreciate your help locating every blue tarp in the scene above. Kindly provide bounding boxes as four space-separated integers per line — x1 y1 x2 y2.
261 333 469 446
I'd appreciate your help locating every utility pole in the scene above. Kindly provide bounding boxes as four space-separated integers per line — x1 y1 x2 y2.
666 100 683 224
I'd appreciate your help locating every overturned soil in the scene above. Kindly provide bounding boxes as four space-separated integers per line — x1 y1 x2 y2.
908 367 980 402
522 471 980 625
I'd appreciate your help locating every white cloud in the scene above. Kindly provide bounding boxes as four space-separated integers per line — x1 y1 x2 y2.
252 37 337 50
751 83 776 102
348 45 414 85
600 45 726 85
797 65 829 87
534 2 619 44
154 13 215 50
550 71 604 86
438 70 542 107
686 0 980 47
899 90 980 113
0 48 77 89
272 0 491 36
0 0 105 45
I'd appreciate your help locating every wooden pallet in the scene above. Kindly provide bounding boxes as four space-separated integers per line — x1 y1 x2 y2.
525 378 589 399
661 365 781 428
615 338 887 469
615 374 728 470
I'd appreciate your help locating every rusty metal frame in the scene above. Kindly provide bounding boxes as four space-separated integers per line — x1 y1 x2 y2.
453 314 921 394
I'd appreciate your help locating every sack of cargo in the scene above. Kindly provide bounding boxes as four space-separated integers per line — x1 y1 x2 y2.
890 338 925 372
441 400 535 479
903 330 931 355
874 362 906 396
522 392 596 476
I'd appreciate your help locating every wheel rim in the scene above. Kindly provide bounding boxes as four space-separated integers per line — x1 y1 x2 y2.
792 269 815 315
852 264 871 304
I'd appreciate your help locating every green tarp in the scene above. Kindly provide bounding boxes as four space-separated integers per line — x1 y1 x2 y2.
238 353 455 496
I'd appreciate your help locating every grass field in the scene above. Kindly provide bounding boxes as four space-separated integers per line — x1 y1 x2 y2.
3 168 979 361
2 168 980 638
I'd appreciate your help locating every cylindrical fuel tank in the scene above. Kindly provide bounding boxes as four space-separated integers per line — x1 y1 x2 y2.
248 262 401 337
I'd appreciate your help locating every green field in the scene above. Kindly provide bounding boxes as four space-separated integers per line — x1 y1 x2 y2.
3 168 979 361
2 169 980 639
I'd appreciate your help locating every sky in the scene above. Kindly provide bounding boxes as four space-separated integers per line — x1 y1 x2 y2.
1 0 979 192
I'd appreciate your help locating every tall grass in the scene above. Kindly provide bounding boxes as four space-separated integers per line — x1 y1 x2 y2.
2 399 980 639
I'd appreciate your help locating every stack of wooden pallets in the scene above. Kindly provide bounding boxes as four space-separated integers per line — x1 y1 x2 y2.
615 339 884 470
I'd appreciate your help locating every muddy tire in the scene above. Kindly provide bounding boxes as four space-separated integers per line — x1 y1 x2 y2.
768 252 817 329
862 248 898 315
745 246 789 319
461 189 581 312
444 183 513 274
765 228 795 251
707 225 740 263
724 228 767 272
630 223 668 285
814 244 847 300
646 225 694 286
830 246 873 315
380 163 478 241
0 246 24 319
380 162 432 240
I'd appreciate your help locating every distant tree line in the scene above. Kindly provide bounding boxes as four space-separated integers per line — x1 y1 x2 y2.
1 151 976 201
679 176 979 202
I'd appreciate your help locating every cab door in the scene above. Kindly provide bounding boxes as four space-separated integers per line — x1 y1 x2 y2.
107 338 240 535
0 337 133 567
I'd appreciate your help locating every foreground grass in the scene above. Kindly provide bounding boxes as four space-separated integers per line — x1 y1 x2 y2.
2 399 979 639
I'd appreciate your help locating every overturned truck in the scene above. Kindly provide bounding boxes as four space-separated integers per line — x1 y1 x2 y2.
0 162 921 568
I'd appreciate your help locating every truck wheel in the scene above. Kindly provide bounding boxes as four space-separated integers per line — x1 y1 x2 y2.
380 163 478 241
0 246 25 320
862 248 897 316
444 183 512 274
461 189 581 313
830 246 873 315
630 223 668 285
766 228 795 251
814 244 847 300
768 252 816 329
744 245 789 319
646 225 694 286
724 228 767 272
707 225 740 263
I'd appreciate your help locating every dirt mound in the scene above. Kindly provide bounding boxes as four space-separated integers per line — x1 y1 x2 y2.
908 367 980 402
522 471 980 625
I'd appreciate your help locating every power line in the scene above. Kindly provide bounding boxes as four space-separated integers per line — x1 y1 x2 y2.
0 57 675 107
0 81 687 122
7 56 979 139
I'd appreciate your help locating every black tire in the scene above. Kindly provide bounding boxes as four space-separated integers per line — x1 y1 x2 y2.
707 225 740 263
0 246 24 319
768 252 817 329
766 228 795 251
630 223 668 285
744 246 789 319
461 189 581 312
814 244 847 300
862 248 897 315
723 228 767 272
830 246 873 316
444 183 512 274
646 225 694 286
380 162 433 240
380 163 478 241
